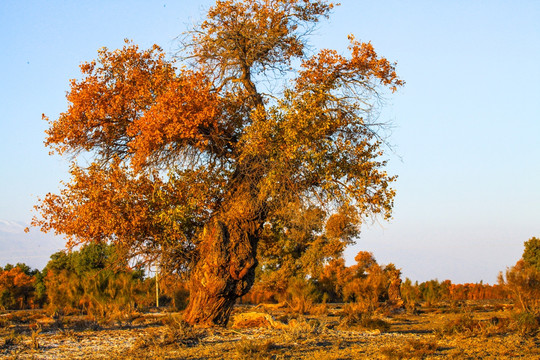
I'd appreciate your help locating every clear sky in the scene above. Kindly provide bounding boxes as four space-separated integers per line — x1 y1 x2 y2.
1 0 539 283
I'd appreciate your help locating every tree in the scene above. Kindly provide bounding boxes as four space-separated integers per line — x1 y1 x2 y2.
500 259 540 314
33 0 403 326
499 237 540 314
249 203 359 302
523 237 540 272
43 244 150 317
342 252 387 310
0 264 36 310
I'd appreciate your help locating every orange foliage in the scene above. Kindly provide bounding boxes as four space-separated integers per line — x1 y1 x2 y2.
245 251 403 309
297 36 403 93
45 43 222 170
33 160 218 269
448 283 508 301
316 258 352 302
402 278 509 305
500 258 540 313
0 267 35 310
35 0 403 263
34 0 404 325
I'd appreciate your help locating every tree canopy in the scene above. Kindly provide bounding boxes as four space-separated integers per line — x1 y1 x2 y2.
523 237 540 272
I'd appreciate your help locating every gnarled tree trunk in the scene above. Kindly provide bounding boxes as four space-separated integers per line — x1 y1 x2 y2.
183 217 260 326
183 154 267 326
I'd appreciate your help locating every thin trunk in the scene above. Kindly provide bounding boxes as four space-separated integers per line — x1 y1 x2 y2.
155 265 159 308
388 275 404 308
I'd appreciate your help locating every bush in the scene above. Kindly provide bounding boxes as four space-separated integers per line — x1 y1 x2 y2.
234 339 276 359
286 277 326 315
380 339 438 360
500 260 540 315
436 311 516 337
511 311 539 336
0 331 20 351
437 312 480 336
160 314 203 347
43 244 154 319
339 303 390 332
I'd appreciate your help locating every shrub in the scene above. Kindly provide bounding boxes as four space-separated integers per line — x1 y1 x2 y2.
234 339 276 359
160 314 203 347
437 311 514 337
437 312 479 336
511 311 539 336
380 339 438 359
43 244 154 319
0 331 20 350
339 303 390 332
285 277 326 315
500 260 540 315
280 317 321 342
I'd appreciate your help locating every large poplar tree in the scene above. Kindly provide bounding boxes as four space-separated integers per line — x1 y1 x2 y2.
33 0 403 326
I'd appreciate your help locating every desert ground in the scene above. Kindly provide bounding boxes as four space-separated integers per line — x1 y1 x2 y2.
1 301 539 359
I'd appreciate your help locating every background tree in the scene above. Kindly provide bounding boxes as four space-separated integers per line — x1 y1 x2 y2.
522 237 540 272
0 264 37 310
33 0 403 326
43 243 151 318
499 237 540 315
400 278 421 310
246 203 358 304
340 251 401 312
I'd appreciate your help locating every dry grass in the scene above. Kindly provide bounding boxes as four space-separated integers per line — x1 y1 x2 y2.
234 338 276 359
129 313 203 352
380 338 439 360
435 309 540 338
1 300 539 359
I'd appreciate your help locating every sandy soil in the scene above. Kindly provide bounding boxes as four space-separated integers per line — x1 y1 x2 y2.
1 302 539 359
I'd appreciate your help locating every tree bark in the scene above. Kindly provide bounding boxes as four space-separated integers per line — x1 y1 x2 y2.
387 272 404 308
183 217 259 326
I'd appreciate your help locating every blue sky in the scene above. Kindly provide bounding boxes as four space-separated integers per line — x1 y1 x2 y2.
1 1 539 283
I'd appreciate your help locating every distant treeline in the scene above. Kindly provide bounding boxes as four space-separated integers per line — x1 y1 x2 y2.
0 243 188 319
400 279 508 304
0 242 514 317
